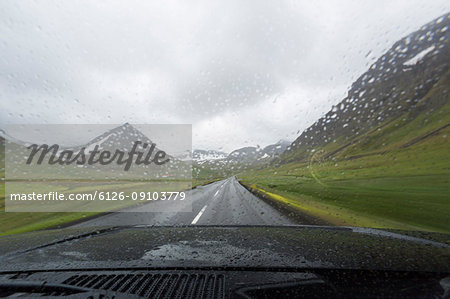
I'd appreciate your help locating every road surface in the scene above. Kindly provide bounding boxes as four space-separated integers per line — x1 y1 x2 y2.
73 177 318 227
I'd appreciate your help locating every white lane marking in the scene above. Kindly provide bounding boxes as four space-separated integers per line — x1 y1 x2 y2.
213 181 227 198
191 205 207 224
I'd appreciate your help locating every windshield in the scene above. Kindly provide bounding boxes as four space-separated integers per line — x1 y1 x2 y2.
0 0 449 277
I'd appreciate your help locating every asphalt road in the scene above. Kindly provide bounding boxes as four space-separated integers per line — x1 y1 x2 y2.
72 177 299 227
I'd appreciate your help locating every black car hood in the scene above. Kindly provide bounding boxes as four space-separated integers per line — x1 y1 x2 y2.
0 225 448 273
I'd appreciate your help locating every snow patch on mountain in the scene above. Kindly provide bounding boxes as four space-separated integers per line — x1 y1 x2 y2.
404 45 435 66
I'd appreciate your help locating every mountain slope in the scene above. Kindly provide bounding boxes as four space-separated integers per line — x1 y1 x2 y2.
227 139 291 164
2 123 186 180
240 13 450 233
281 12 449 163
192 139 291 182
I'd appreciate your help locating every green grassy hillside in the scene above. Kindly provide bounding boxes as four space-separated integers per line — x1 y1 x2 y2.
240 15 450 233
240 70 450 233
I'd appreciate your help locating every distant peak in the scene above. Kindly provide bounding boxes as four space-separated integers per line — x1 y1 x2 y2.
273 139 291 146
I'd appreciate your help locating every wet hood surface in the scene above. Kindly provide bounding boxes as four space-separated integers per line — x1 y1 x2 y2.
0 226 448 273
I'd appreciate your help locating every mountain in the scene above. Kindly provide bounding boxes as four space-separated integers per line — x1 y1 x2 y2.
0 129 30 147
227 139 291 164
81 123 156 152
227 146 260 163
2 123 188 180
261 139 291 156
239 14 450 232
192 139 291 181
1 123 165 154
81 123 188 161
280 12 450 163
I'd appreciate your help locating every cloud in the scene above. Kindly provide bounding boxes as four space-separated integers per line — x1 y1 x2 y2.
0 0 449 151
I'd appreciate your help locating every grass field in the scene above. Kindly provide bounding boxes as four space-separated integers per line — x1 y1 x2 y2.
0 179 192 236
0 182 99 236
240 94 450 233
239 131 450 233
0 173 222 236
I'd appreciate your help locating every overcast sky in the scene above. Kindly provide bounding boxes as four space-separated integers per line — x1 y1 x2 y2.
1 1 449 152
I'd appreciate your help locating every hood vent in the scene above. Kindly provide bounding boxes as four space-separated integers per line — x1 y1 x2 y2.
63 272 225 298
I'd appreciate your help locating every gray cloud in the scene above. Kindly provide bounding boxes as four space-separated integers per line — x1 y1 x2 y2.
1 0 449 152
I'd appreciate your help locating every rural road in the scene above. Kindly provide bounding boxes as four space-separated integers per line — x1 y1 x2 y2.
72 177 321 227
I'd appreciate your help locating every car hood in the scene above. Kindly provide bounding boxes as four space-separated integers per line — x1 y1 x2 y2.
0 225 448 273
